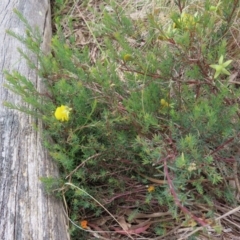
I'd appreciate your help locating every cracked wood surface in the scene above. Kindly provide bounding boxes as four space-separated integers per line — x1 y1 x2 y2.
0 1 69 239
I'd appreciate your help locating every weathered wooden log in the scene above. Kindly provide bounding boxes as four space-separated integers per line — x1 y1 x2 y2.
0 1 70 239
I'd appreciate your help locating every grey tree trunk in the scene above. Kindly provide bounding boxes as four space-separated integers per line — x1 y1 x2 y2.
0 1 70 239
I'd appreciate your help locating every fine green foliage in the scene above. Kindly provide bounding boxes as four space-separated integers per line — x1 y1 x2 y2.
4 0 240 238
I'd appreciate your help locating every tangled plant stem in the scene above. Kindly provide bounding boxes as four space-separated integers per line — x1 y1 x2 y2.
164 156 208 226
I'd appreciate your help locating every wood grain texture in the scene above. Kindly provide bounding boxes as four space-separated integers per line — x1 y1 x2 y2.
0 1 70 239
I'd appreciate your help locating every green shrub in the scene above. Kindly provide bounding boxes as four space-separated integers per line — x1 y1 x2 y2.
4 1 240 238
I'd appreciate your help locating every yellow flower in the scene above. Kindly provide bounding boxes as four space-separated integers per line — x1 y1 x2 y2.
80 220 88 229
147 185 155 193
160 99 169 108
54 105 71 122
123 54 133 62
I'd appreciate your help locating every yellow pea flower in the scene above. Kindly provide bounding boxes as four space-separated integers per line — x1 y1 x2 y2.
54 105 72 122
80 220 88 229
147 185 155 193
123 54 133 62
160 99 169 108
